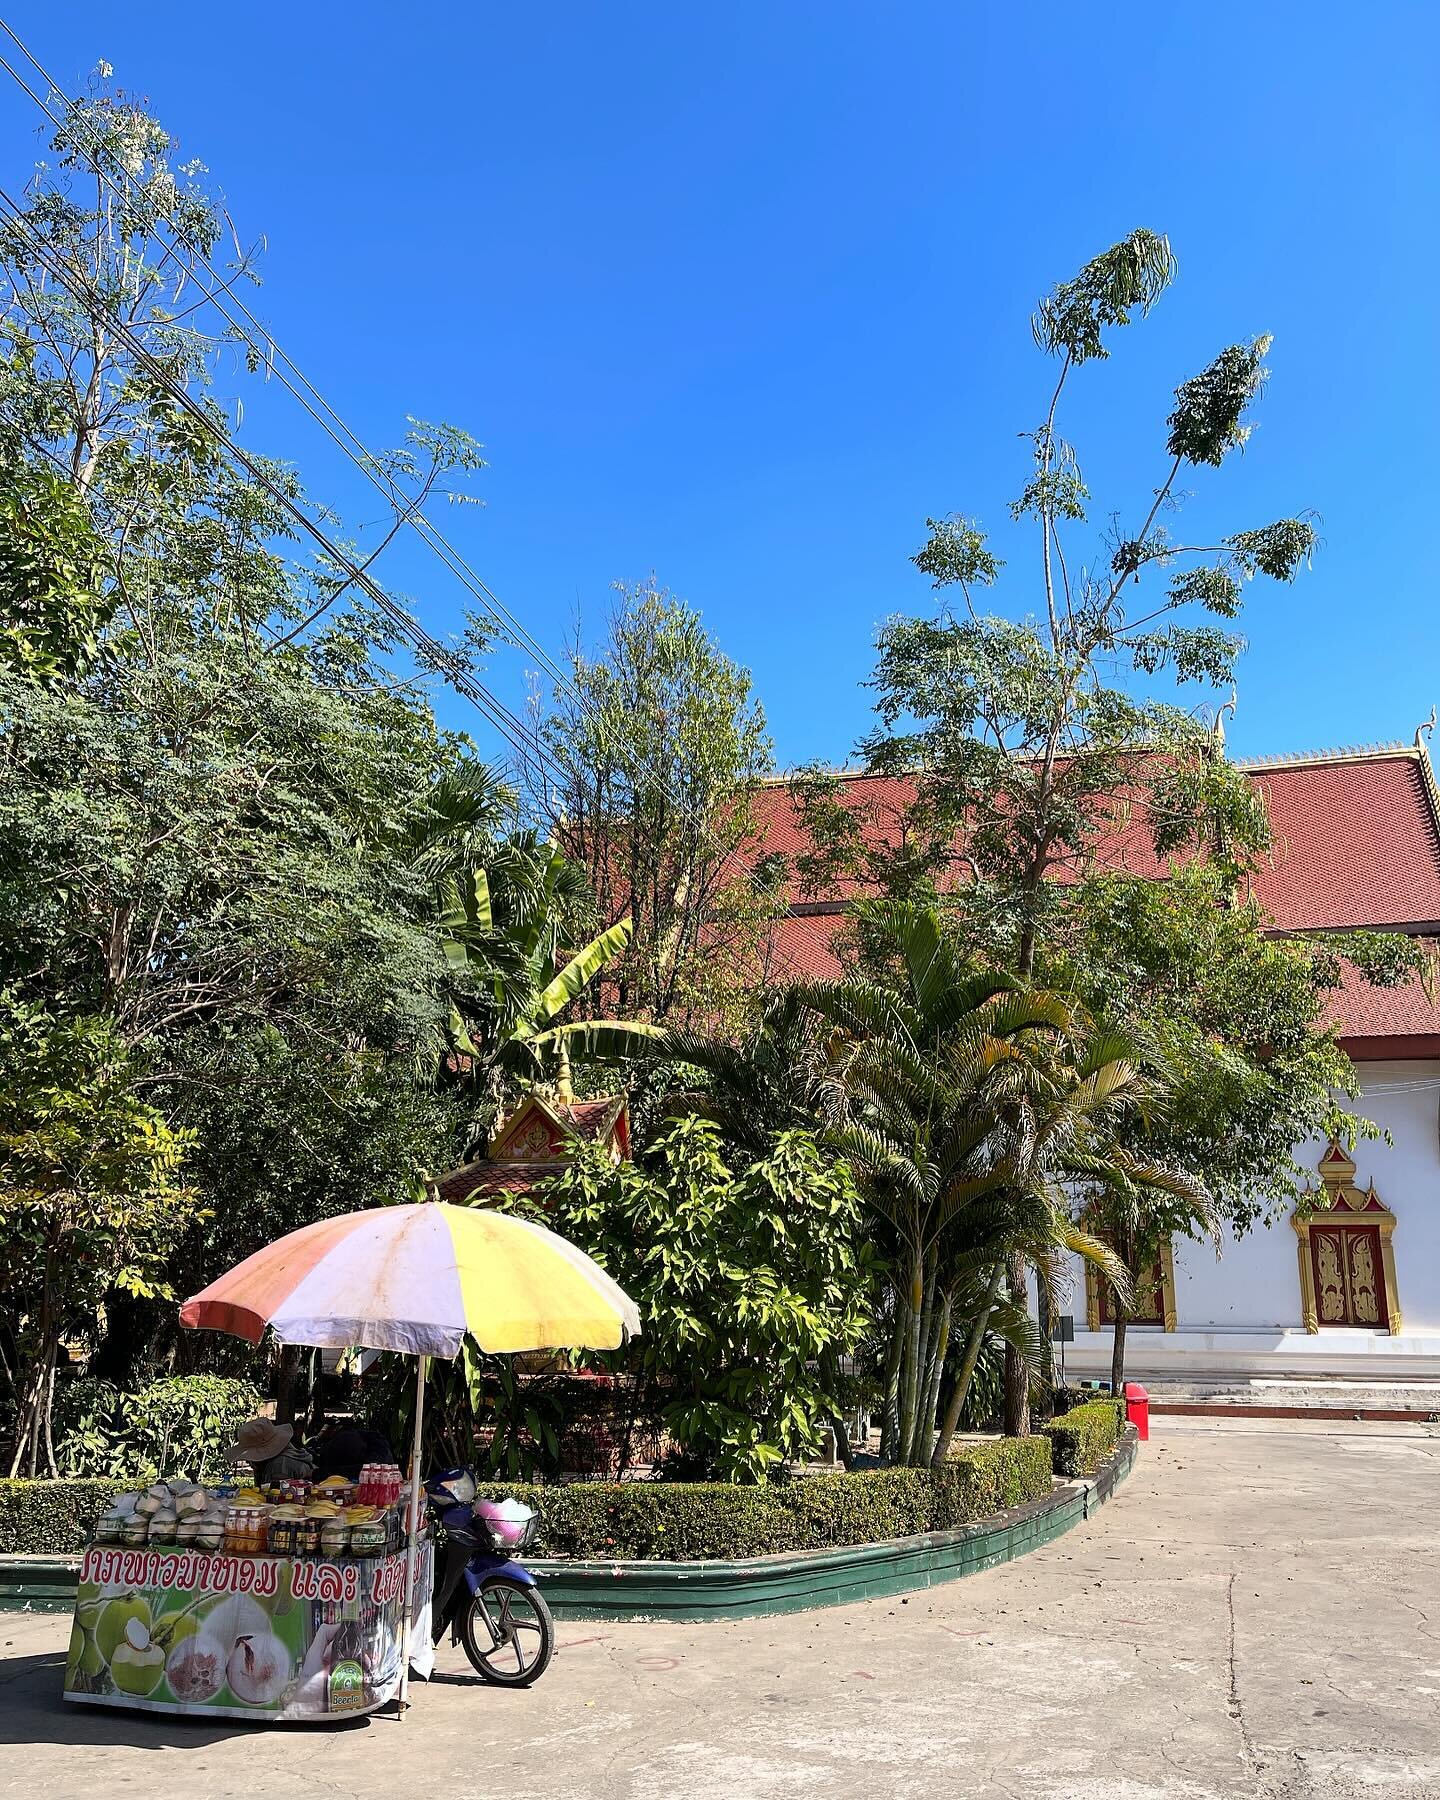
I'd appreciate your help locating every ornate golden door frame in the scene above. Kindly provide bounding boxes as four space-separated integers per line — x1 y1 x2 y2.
1084 1239 1178 1332
1292 1143 1401 1334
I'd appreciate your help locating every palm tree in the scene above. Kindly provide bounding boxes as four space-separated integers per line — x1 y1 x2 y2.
793 900 1186 1464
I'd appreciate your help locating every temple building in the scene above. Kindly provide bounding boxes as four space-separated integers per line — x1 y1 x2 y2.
749 734 1440 1381
431 1092 631 1205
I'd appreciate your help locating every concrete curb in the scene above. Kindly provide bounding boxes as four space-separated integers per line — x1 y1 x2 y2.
1 1429 1139 1622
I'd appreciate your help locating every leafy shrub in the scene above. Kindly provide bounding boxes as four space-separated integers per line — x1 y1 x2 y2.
1043 1397 1125 1477
54 1374 263 1482
0 1479 128 1554
473 1438 1054 1560
502 1121 878 1483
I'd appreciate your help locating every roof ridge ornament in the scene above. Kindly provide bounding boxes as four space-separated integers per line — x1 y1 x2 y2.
1416 706 1437 749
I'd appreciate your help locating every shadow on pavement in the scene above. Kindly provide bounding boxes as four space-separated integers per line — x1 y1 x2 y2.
0 1647 382 1748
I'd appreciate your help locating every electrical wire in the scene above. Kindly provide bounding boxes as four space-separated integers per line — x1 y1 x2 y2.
0 24 840 980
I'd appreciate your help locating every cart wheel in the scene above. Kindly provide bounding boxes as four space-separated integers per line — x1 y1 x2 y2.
460 1578 554 1686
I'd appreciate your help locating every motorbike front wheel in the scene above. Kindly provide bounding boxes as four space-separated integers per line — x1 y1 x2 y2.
460 1576 555 1686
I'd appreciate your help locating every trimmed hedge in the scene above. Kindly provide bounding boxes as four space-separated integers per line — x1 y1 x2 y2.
0 1437 1068 1561
1043 1397 1125 1478
0 1479 128 1555
474 1438 1054 1560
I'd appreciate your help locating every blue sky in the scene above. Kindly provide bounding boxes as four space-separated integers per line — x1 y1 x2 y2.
7 4 1439 769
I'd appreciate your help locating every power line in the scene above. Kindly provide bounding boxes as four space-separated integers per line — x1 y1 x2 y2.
0 26 836 980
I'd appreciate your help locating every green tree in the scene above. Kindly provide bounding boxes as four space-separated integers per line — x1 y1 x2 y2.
792 230 1423 1418
529 582 781 1030
789 900 1189 1463
0 457 109 686
526 1117 876 1482
0 79 539 1401
0 994 196 1475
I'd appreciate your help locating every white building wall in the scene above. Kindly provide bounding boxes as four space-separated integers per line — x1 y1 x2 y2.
1061 1061 1440 1380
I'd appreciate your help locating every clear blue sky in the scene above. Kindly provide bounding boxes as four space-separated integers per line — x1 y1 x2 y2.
7 3 1439 768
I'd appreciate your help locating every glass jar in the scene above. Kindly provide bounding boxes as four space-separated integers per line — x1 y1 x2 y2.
268 1514 299 1555
320 1522 350 1560
349 1519 385 1557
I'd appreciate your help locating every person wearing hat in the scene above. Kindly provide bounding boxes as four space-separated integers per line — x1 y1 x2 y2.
229 1416 316 1485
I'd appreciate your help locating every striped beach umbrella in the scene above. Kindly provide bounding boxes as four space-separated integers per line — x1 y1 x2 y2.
181 1200 640 1711
179 1201 640 1357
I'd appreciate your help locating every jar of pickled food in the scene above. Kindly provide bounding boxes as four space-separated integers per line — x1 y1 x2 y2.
320 1522 350 1559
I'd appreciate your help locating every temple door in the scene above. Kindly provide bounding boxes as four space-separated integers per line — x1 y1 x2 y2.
1310 1222 1388 1328
1098 1252 1165 1327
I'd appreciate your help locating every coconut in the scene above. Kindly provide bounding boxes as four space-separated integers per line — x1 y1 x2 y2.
167 1632 226 1703
134 1494 162 1517
226 1631 292 1706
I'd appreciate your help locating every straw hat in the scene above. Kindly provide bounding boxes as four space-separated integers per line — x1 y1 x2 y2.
227 1417 294 1465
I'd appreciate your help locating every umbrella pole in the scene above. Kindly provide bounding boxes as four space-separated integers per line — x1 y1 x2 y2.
398 1351 427 1713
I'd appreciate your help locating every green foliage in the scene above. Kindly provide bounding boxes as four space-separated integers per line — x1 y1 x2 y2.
1032 228 1176 363
1042 1397 1124 1478
789 898 1144 1465
53 1374 263 1481
509 1118 877 1482
0 994 197 1475
0 458 109 686
468 1437 1053 1559
913 516 1003 590
529 581 778 1029
0 1478 129 1554
1165 336 1271 466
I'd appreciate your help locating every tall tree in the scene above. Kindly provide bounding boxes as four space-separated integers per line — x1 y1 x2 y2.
792 230 1423 1420
528 581 781 1029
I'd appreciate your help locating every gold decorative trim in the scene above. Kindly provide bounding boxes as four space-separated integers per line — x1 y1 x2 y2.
1292 1142 1401 1334
1084 1238 1177 1332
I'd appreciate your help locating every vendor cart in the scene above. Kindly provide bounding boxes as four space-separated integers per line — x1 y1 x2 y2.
63 1538 434 1722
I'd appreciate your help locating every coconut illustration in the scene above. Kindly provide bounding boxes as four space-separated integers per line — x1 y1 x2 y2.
95 1595 150 1663
110 1616 166 1696
166 1632 226 1704
226 1632 292 1706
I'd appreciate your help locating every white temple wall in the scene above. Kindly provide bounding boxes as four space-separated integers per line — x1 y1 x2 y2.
1057 1061 1440 1380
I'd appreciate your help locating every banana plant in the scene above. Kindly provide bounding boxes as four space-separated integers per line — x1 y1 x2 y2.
434 831 666 1101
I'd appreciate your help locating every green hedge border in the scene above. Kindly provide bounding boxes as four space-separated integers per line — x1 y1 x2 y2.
0 1431 1140 1620
0 1440 1053 1562
1042 1397 1126 1478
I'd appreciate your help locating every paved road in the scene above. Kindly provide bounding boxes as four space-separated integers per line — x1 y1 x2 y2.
3 1418 1438 1799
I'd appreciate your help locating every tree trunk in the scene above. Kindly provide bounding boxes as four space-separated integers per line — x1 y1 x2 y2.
1035 1274 1056 1421
897 1247 926 1464
274 1344 302 1425
1002 1251 1031 1437
879 1307 904 1462
1110 1315 1128 1395
920 1293 952 1459
931 1263 1004 1467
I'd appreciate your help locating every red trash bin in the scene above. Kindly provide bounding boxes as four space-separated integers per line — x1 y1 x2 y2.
1123 1381 1149 1441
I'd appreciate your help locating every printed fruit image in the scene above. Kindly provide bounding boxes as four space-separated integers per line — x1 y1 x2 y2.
110 1618 166 1696
66 1618 104 1677
95 1596 150 1663
166 1633 226 1703
226 1631 292 1706
154 1610 200 1652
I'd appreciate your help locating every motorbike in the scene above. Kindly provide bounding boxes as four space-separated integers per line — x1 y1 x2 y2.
424 1467 555 1686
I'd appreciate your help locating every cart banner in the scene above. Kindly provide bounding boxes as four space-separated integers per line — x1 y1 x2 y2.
62 1543 433 1720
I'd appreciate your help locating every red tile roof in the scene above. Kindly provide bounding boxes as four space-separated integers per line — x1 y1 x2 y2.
749 745 1440 1050
431 1162 568 1202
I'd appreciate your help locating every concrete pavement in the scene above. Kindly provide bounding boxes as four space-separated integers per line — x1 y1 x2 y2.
2 1417 1437 1799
